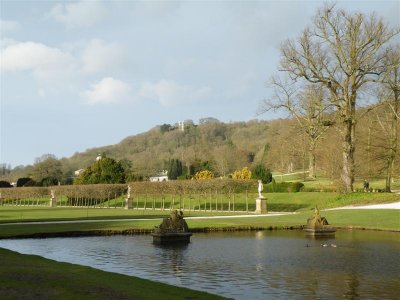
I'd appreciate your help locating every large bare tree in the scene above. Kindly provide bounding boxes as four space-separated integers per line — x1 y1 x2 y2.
377 46 400 191
279 4 399 192
261 78 333 179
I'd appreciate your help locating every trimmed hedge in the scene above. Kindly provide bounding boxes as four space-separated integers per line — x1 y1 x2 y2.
265 181 304 193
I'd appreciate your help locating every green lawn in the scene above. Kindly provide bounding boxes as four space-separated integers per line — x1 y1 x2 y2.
0 247 225 300
1 192 398 223
0 209 399 239
0 191 399 238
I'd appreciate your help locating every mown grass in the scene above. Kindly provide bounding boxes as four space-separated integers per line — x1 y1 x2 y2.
0 247 225 300
187 210 400 231
0 209 399 239
0 191 398 238
2 191 398 221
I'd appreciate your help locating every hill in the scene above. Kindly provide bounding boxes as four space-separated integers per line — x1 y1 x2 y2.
60 119 275 178
2 111 399 185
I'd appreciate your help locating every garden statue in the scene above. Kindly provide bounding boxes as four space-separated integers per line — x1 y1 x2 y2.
258 180 264 198
255 180 267 214
49 189 56 207
127 185 131 198
125 185 132 209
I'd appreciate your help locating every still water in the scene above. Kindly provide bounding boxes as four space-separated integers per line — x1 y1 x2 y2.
1 230 399 299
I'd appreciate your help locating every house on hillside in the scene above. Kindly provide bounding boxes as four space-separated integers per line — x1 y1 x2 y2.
74 169 85 176
150 170 168 182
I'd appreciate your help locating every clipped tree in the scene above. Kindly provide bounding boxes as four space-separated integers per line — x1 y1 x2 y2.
0 181 12 188
232 167 252 180
75 156 126 184
16 177 36 187
252 164 273 184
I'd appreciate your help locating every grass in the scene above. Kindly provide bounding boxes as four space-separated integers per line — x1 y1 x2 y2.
0 247 225 300
0 210 399 239
0 191 398 238
187 210 400 231
2 191 398 221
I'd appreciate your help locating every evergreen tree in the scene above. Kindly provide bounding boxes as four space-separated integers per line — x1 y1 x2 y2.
168 159 183 180
252 164 273 184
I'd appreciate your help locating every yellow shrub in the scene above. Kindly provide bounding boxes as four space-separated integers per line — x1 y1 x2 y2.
193 170 214 180
232 167 252 180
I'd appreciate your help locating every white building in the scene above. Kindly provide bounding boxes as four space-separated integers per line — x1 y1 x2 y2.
149 170 169 182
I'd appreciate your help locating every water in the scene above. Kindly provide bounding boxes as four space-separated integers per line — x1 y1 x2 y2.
0 230 399 299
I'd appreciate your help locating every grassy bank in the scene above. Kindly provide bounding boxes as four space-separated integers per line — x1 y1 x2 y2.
0 209 399 239
0 247 224 300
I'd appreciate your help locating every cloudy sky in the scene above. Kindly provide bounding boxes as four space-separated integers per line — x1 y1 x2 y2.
1 1 399 167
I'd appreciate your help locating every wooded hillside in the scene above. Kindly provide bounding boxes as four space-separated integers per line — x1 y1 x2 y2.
58 112 399 184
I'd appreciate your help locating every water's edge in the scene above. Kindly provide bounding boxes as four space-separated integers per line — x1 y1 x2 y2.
1 224 399 240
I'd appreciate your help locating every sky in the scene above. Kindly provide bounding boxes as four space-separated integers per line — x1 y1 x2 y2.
1 0 399 167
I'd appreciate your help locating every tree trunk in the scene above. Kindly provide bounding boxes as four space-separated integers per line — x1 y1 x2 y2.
308 138 317 179
341 118 356 193
385 91 399 192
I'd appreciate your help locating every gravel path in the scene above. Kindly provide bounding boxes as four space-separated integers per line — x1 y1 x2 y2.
326 201 400 210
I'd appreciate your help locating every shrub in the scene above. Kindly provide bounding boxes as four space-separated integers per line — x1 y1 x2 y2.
265 180 304 192
16 177 37 187
252 164 273 184
193 170 214 180
232 167 252 180
0 181 12 188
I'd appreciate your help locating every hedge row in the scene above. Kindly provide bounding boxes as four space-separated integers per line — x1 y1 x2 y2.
0 179 303 202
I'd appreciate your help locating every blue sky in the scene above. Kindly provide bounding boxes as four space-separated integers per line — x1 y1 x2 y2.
1 0 399 167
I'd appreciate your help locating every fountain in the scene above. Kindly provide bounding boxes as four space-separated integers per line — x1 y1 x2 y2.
151 210 192 244
304 207 336 236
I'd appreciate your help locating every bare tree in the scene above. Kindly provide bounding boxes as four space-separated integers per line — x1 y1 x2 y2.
279 4 399 192
378 46 400 191
261 77 333 179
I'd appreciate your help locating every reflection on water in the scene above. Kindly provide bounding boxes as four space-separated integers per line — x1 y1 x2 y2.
0 230 399 299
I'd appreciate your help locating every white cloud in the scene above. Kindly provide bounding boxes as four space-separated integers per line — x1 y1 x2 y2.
81 39 126 74
139 79 212 106
48 1 107 29
0 41 76 82
81 77 131 105
0 19 19 33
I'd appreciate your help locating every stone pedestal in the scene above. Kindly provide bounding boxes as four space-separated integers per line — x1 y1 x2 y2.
125 197 132 209
49 197 57 207
255 197 267 214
